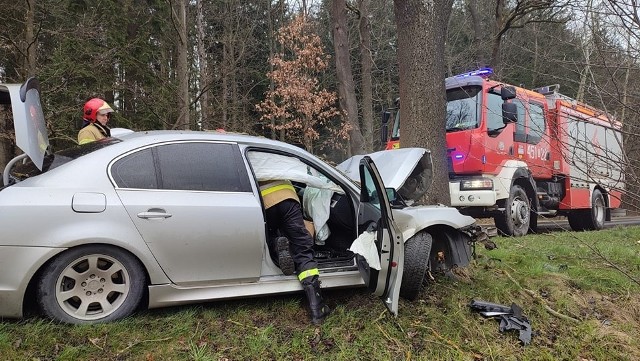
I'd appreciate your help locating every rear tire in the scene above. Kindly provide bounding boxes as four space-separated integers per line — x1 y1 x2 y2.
567 212 585 231
495 185 531 237
37 245 145 324
569 189 606 231
584 189 606 230
400 231 433 300
528 210 538 234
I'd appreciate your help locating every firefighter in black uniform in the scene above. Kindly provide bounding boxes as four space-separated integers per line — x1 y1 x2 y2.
259 180 331 325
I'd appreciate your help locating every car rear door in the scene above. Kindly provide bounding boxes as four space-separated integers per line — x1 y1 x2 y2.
356 156 404 315
112 141 264 285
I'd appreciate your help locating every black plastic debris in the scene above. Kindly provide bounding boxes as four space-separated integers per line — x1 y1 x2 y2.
469 299 532 345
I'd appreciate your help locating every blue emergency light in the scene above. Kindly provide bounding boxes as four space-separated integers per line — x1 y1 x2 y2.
455 67 493 79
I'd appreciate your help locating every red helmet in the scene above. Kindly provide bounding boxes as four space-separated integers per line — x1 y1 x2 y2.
83 98 114 122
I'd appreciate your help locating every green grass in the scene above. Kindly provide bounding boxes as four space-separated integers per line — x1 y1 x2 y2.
2 226 640 360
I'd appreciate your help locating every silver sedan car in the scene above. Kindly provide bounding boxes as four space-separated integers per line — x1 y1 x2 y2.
0 79 485 324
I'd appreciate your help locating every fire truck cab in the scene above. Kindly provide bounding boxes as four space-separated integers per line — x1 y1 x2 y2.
382 69 625 236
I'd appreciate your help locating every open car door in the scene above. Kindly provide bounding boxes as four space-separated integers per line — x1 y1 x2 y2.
356 156 404 315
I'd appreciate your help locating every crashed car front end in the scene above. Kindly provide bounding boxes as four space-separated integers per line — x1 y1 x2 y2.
338 148 494 281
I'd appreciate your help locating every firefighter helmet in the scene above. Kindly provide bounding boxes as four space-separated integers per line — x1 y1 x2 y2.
83 98 114 122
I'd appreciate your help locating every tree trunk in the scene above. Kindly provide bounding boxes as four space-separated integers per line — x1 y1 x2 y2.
173 0 190 130
267 0 277 139
532 23 538 86
0 111 10 182
231 47 238 131
465 0 486 67
331 0 365 157
394 0 453 205
358 0 374 152
489 0 505 73
25 0 37 76
196 0 209 130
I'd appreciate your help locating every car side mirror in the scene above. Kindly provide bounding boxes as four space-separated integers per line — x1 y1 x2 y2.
382 110 391 125
386 187 406 207
502 103 518 124
501 86 516 100
381 111 390 144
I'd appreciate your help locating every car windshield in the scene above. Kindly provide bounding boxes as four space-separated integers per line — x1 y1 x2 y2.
446 86 482 132
333 165 360 188
11 137 121 179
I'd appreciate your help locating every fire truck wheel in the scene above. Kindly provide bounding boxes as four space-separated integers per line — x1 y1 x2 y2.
568 189 606 231
584 189 606 230
400 231 432 300
529 210 538 233
494 185 531 237
569 189 607 231
567 212 586 231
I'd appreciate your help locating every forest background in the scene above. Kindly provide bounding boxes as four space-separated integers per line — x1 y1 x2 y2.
1 0 639 211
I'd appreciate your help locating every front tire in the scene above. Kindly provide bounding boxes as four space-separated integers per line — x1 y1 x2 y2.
495 185 531 237
400 231 433 300
37 245 145 324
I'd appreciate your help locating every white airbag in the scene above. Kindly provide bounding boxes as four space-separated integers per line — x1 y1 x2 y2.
349 231 381 270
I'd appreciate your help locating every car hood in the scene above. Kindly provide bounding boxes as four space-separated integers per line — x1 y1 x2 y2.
337 148 433 203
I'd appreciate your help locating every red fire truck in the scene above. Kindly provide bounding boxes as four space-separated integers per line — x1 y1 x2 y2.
381 69 625 236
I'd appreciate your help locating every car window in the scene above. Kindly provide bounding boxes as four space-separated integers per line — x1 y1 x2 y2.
486 92 504 132
111 148 158 189
513 99 527 142
112 142 252 192
528 102 545 144
155 142 251 192
361 166 381 210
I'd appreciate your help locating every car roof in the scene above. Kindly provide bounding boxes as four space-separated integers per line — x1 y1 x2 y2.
114 130 309 155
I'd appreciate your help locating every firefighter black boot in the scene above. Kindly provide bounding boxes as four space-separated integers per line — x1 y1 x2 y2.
275 237 295 276
301 275 331 325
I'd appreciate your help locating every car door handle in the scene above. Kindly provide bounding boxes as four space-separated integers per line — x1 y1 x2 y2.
137 209 172 219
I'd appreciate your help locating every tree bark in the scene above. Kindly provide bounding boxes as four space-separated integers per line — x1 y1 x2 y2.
25 0 37 76
465 0 485 67
489 0 505 72
267 0 276 139
332 0 365 157
394 0 453 205
231 44 238 131
222 42 229 130
358 0 374 152
0 110 10 183
173 0 190 130
196 0 210 130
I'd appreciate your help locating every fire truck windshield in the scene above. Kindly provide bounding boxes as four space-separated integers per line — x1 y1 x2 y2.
446 86 481 132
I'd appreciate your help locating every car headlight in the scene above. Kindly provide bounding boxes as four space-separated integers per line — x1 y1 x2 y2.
460 178 493 191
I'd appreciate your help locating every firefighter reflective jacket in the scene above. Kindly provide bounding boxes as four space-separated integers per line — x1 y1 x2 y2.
259 180 299 209
78 122 110 145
